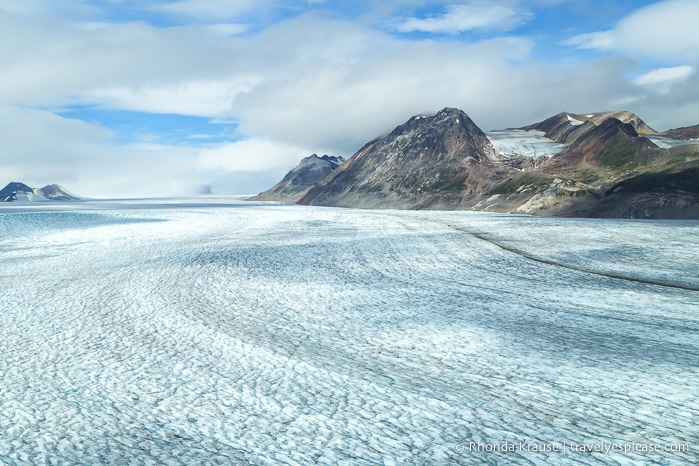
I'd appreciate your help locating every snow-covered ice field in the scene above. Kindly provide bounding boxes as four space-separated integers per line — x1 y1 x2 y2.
0 198 697 465
486 130 566 158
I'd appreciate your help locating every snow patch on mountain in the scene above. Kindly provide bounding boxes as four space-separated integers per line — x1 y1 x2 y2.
567 114 584 126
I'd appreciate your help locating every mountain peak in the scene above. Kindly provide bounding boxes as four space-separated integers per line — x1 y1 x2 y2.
386 108 493 157
524 110 658 145
0 182 80 202
597 117 639 137
303 154 345 167
585 110 658 135
0 182 35 202
298 108 500 208
39 184 80 201
436 107 466 117
248 153 345 203
415 107 473 123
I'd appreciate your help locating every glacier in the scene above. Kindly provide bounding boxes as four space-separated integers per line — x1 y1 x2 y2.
0 198 697 465
647 135 699 149
486 130 566 158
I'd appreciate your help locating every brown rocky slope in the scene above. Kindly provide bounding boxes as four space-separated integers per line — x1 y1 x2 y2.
276 108 699 218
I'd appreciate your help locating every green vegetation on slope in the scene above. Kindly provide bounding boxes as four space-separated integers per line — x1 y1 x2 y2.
486 173 553 195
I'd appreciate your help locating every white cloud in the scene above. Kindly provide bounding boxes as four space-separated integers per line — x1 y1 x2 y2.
0 106 111 167
633 65 694 86
205 23 248 36
565 0 699 61
0 103 291 198
218 13 547 148
622 65 699 131
199 138 313 172
2 3 699 197
0 0 98 17
0 105 220 197
563 31 614 50
83 76 261 117
0 15 257 112
153 0 267 21
394 3 532 34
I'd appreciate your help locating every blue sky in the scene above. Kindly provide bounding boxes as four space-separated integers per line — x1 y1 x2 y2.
1 0 698 196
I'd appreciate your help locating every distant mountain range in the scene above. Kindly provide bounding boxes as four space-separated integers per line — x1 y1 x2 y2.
254 108 699 219
0 182 80 202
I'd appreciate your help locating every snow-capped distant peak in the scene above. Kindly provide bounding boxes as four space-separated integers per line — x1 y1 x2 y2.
0 182 80 202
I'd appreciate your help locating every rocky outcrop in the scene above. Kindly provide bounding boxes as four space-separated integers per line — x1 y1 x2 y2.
249 154 345 203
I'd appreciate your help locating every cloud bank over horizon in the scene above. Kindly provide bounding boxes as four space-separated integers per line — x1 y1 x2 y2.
1 0 698 197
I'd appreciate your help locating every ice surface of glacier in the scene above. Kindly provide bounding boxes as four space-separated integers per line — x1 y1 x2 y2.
486 130 566 158
0 198 697 465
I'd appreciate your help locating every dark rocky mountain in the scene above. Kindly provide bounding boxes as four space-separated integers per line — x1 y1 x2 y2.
249 154 345 203
299 108 512 209
39 184 80 201
257 107 699 218
0 182 80 202
588 166 699 218
0 182 34 202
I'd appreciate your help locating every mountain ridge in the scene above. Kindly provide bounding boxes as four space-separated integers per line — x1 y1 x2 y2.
255 107 699 219
0 182 80 202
